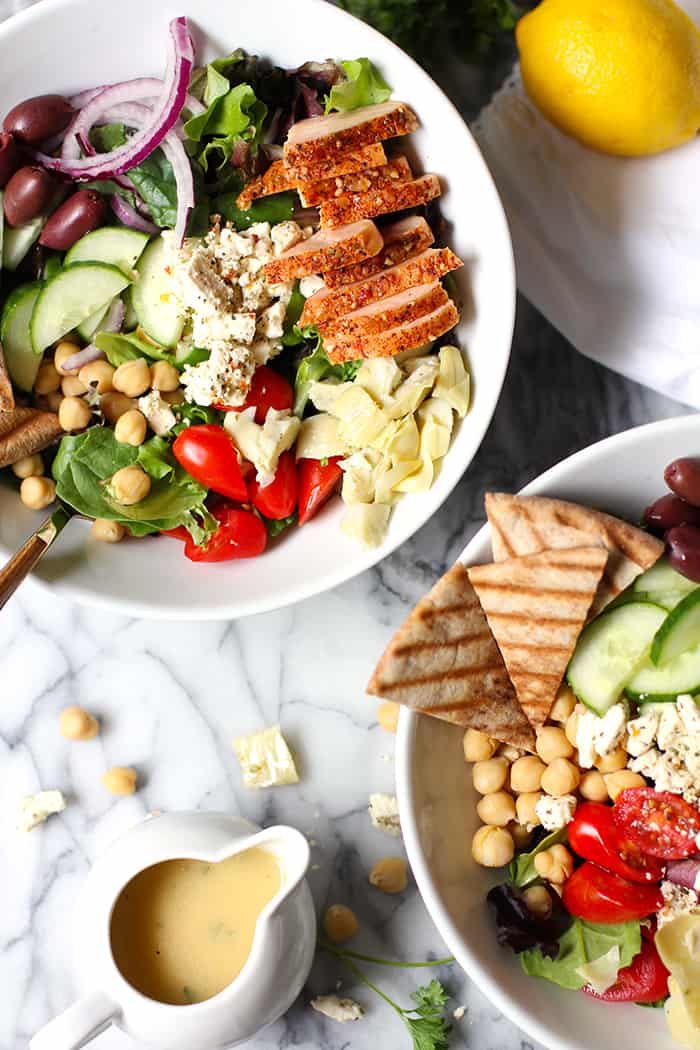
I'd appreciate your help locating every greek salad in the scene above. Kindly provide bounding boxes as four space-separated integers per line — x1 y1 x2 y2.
0 17 468 562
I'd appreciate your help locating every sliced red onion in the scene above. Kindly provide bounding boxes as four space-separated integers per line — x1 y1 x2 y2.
666 857 700 891
71 79 203 116
111 193 158 233
161 132 193 245
61 343 105 372
69 86 107 109
102 297 126 333
230 139 251 169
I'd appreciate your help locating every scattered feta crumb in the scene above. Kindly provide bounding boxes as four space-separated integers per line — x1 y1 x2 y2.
271 220 304 255
368 793 402 837
299 274 326 298
311 995 364 1022
232 724 299 789
658 881 700 928
625 711 659 757
138 391 176 436
18 790 66 832
594 703 627 756
453 1006 466 1020
575 708 598 769
628 695 700 804
535 794 577 831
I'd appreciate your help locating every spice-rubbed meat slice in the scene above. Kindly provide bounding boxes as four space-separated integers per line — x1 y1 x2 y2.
284 101 418 168
323 215 434 288
325 299 460 362
320 283 448 338
298 156 412 207
284 142 387 184
236 160 297 210
237 145 390 209
300 248 463 326
319 173 441 228
263 219 383 284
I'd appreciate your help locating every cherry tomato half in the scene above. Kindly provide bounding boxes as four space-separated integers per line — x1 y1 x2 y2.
568 802 664 884
583 936 669 1003
562 862 663 924
215 366 293 424
173 424 248 503
297 457 343 525
248 451 297 521
184 506 267 562
614 787 700 860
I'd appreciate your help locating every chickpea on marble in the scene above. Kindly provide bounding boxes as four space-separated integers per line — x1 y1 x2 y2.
59 705 98 741
92 518 126 543
323 904 358 943
369 856 408 894
102 766 137 796
377 701 400 733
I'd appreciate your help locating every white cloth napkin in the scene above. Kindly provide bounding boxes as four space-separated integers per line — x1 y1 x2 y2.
472 0 700 408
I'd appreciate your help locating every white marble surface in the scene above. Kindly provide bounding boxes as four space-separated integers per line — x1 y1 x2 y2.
0 2 695 1050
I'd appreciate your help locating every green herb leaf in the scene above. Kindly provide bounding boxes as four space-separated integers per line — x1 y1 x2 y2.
403 980 451 1050
520 919 641 991
135 436 175 480
266 513 297 538
173 402 223 432
325 58 392 113
96 331 176 368
213 188 296 231
508 828 568 888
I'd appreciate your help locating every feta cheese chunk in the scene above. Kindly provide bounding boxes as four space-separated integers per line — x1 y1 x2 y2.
575 708 599 769
310 995 364 1022
182 345 255 408
658 704 685 751
299 274 326 298
535 794 577 831
678 694 700 734
18 789 66 832
368 793 402 837
224 407 300 487
625 711 659 757
232 724 299 789
658 881 700 928
138 391 176 436
271 220 304 255
594 703 627 757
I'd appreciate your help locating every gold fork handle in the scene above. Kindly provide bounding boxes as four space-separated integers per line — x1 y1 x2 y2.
0 505 73 611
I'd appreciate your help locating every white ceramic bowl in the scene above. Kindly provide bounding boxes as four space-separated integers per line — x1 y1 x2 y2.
397 414 700 1050
0 0 514 620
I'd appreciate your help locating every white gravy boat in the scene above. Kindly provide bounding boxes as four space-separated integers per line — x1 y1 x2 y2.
30 812 316 1050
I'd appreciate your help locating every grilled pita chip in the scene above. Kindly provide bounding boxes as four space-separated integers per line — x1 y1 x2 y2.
367 562 535 750
468 547 608 728
0 345 14 411
0 406 62 468
485 493 663 616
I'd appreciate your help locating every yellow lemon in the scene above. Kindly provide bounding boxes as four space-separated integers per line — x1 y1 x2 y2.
516 0 700 155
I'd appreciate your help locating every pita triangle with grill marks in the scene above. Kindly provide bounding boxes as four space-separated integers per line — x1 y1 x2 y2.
367 562 536 750
468 546 608 728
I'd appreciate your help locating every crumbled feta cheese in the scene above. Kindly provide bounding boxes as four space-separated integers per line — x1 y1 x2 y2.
658 704 685 751
625 711 659 757
594 703 627 756
181 345 255 408
271 220 304 255
310 995 364 1022
368 793 402 837
232 724 299 789
627 696 700 804
224 407 300 486
138 391 176 436
575 709 599 769
535 794 577 831
299 274 326 298
658 881 700 928
18 790 66 832
453 1006 466 1021
257 301 286 340
678 694 700 734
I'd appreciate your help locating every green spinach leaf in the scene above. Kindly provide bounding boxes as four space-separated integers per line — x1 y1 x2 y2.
520 919 641 991
89 122 128 153
325 58 392 113
213 188 295 230
127 148 179 228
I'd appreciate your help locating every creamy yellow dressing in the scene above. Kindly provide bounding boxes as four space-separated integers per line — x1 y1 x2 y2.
110 848 282 1005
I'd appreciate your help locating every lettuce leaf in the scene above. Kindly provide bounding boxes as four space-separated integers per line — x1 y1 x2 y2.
520 919 641 991
96 331 176 367
185 68 267 172
325 58 392 113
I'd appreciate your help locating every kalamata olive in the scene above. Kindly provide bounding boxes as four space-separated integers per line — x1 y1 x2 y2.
0 133 22 188
3 94 74 146
665 457 700 508
666 525 700 583
644 493 700 534
39 190 105 251
4 165 55 226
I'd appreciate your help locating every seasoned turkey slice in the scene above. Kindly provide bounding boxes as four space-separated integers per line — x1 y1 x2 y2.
300 248 463 326
319 283 448 338
323 215 434 288
325 299 460 362
284 143 387 184
298 155 412 207
284 101 418 167
263 220 383 284
236 160 296 210
319 173 441 228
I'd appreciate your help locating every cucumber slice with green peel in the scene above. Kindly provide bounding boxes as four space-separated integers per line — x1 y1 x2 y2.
3 216 45 271
77 300 112 341
626 644 700 702
651 589 700 666
64 227 149 273
639 700 683 716
30 262 131 355
567 601 668 715
1 282 43 391
633 559 698 599
611 589 684 612
42 254 62 282
122 286 137 330
131 234 185 349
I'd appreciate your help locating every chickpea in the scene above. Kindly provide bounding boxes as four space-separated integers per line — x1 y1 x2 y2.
100 392 136 424
536 726 574 764
20 476 55 510
463 728 498 763
509 822 533 850
162 388 185 405
541 757 581 797
323 904 358 943
102 766 137 796
59 395 92 432
113 358 150 398
549 686 577 724
472 757 509 795
534 844 574 884
565 706 583 746
476 791 516 826
115 409 147 447
605 770 646 801
377 701 400 733
61 374 88 397
150 361 180 392
523 884 553 919
471 825 514 868
11 453 43 479
59 705 98 741
579 770 609 802
79 360 115 394
92 518 126 543
34 360 61 395
515 790 543 827
596 747 628 773
497 743 523 763
510 755 546 793
369 856 408 894
45 390 63 413
110 465 151 505
54 340 80 375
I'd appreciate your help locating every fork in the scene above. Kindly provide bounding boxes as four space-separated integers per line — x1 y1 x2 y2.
0 503 74 611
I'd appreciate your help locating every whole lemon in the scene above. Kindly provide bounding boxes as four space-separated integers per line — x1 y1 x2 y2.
516 0 700 156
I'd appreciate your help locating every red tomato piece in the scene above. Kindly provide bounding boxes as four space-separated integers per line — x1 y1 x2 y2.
568 802 664 884
160 526 190 541
582 936 669 1003
297 457 343 525
562 862 663 924
614 787 700 860
184 507 267 562
248 451 297 521
215 366 293 423
173 425 248 503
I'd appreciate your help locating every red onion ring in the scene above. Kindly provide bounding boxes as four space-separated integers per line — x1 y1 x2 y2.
60 343 105 372
111 193 158 234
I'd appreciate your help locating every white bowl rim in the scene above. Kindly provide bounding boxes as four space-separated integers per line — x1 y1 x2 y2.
396 412 699 1050
0 0 515 621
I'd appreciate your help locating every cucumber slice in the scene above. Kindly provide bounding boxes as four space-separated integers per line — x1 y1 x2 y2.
42 254 62 282
64 227 149 274
626 644 700 702
131 234 185 349
633 559 698 603
1 282 43 391
3 216 45 271
122 286 137 330
567 601 668 715
651 589 700 666
77 300 112 341
639 701 678 716
30 262 131 355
